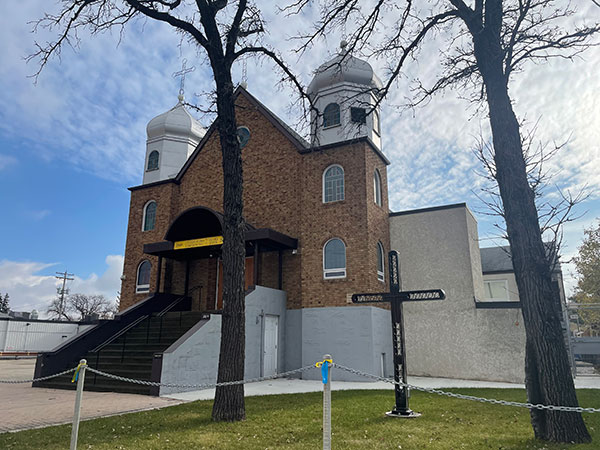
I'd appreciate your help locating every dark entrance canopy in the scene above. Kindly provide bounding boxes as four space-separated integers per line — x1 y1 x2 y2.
143 206 297 260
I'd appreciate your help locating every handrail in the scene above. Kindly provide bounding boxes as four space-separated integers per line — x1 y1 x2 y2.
156 296 188 317
90 315 149 352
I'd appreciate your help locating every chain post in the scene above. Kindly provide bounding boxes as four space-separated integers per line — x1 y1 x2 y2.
320 354 333 450
70 359 87 450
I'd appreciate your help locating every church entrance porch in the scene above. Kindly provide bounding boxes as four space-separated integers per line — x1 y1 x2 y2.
143 206 297 313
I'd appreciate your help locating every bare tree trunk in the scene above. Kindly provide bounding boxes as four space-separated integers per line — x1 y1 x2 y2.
211 65 246 422
474 26 590 442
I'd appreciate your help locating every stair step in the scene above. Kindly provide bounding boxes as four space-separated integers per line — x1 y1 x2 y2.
33 305 209 396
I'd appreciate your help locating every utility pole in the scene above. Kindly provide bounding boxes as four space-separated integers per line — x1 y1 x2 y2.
55 270 74 320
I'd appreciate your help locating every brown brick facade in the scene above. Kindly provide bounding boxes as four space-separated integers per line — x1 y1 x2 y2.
120 89 389 312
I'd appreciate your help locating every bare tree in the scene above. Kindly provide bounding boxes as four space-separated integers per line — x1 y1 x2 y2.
47 287 74 321
473 128 587 268
0 292 10 314
48 292 114 321
293 0 599 443
30 0 305 421
69 293 114 320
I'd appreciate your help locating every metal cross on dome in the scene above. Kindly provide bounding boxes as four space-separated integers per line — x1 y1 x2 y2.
172 59 195 100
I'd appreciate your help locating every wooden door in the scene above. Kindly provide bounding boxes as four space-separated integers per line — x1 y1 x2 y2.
217 257 254 309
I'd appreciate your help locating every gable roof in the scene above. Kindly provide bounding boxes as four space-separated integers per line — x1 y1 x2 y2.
480 246 513 273
173 86 308 183
238 87 310 149
480 244 561 273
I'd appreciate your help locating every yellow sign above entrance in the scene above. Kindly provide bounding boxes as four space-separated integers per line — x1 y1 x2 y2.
174 236 223 250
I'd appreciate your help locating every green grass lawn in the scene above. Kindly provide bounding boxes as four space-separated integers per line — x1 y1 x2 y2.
2 389 600 449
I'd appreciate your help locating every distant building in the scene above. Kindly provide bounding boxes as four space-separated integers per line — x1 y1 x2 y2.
0 316 94 355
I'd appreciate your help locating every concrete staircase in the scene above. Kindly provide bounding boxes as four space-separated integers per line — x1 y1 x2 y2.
36 311 207 395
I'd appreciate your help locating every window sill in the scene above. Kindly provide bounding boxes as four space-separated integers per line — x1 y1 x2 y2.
323 274 347 281
323 123 341 130
146 168 159 172
323 199 346 205
475 301 521 309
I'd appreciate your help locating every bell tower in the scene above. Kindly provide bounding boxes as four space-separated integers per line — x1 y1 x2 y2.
307 42 383 149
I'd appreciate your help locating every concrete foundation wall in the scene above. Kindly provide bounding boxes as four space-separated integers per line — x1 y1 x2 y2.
284 309 302 375
286 305 393 381
160 286 286 395
390 205 526 383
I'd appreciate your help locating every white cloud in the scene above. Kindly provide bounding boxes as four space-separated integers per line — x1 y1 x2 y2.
25 209 51 221
0 154 17 171
2 1 597 199
0 255 123 318
1 2 598 301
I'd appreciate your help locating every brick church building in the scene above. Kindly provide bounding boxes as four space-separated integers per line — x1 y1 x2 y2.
35 47 534 395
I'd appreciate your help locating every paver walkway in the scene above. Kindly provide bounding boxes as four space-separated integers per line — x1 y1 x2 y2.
0 359 182 433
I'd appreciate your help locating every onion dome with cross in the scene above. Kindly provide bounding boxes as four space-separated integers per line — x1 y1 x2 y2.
142 60 206 185
308 41 383 149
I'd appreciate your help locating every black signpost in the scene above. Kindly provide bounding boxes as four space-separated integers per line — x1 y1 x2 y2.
352 250 445 418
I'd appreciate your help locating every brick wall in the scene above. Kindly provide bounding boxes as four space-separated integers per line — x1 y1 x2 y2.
120 90 390 312
297 142 390 308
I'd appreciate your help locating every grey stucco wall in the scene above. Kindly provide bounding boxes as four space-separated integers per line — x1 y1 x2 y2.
244 286 287 379
291 306 393 381
284 309 302 376
160 285 287 395
389 205 526 383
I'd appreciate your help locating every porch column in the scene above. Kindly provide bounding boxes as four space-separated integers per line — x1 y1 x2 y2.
254 242 260 287
155 256 163 293
184 260 191 296
278 250 283 290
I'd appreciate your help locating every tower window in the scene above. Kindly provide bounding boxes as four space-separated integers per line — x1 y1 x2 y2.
323 103 341 128
323 165 345 203
147 151 159 171
143 201 157 231
136 260 151 293
351 107 366 124
373 110 381 135
374 169 382 206
377 241 385 282
323 238 346 279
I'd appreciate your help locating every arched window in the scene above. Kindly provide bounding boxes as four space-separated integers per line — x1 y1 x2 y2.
323 103 341 128
373 169 382 206
136 260 151 293
377 242 385 282
323 238 346 279
323 165 344 203
147 151 159 171
143 201 157 231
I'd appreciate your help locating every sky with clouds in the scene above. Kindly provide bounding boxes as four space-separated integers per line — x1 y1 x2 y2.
0 1 598 316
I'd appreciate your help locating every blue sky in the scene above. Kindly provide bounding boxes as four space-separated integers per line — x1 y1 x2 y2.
0 1 598 314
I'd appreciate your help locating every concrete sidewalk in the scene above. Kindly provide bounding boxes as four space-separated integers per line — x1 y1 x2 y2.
0 359 182 433
165 373 600 401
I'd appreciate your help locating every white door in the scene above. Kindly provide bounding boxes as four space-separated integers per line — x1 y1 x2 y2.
263 315 279 377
